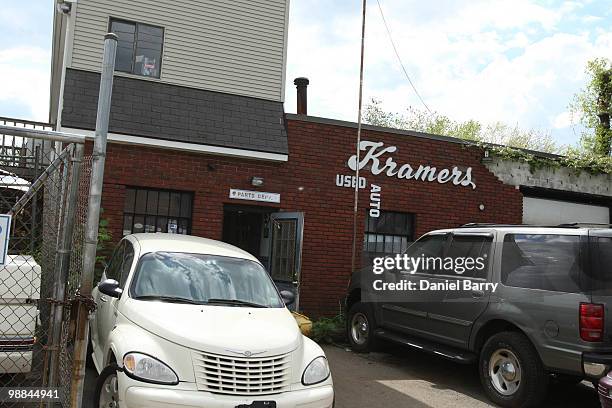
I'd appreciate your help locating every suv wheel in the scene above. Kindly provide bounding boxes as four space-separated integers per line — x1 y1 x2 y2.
347 302 377 352
479 332 547 407
94 365 120 408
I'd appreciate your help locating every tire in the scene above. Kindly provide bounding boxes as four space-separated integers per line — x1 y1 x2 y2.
94 365 120 408
347 302 377 352
479 331 548 408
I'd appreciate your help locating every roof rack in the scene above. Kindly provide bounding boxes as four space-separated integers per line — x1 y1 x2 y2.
459 223 516 228
459 222 612 229
458 223 561 228
556 223 612 228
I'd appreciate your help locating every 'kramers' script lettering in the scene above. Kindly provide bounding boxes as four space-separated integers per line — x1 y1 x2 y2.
347 141 476 189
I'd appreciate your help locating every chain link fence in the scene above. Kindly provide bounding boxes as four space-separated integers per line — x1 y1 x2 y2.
0 118 89 407
56 156 92 408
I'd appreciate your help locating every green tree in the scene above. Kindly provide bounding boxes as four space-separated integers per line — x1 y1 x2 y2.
570 58 612 156
364 99 558 153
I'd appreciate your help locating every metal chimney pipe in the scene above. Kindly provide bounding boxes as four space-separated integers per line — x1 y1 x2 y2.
294 77 310 115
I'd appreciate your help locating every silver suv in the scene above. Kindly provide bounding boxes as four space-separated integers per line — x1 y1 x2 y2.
345 224 612 407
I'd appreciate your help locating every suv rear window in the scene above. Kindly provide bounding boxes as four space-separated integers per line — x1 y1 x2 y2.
501 234 582 293
589 236 612 294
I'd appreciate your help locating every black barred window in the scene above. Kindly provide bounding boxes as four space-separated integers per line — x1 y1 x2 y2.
123 187 192 236
363 211 414 261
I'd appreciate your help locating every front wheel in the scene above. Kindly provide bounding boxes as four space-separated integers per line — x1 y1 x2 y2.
347 302 377 352
479 331 548 408
94 365 120 408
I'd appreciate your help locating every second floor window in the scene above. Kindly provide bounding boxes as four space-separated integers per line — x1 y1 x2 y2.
110 18 163 78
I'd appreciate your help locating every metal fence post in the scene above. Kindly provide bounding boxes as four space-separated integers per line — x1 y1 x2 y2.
31 145 40 253
70 33 117 408
46 144 83 405
42 143 70 391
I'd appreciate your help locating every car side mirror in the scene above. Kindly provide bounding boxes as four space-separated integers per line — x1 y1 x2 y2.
98 279 123 298
280 290 295 306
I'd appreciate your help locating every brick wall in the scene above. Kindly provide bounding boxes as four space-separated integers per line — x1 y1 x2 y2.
97 117 523 317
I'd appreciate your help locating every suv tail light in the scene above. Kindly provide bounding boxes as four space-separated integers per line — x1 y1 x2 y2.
580 303 604 342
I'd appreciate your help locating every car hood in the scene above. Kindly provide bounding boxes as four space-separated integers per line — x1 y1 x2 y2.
121 298 302 356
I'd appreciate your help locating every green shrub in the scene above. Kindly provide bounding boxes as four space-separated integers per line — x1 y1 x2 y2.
311 315 346 344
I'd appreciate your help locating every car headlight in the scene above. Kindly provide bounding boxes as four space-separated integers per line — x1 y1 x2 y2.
123 352 178 385
302 356 330 385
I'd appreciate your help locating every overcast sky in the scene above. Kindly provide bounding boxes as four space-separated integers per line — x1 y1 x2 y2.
1 1 611 148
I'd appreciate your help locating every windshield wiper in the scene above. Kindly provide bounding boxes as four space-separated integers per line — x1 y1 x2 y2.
206 298 268 308
133 295 205 305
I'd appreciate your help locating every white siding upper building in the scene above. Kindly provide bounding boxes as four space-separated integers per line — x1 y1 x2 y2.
50 0 291 161
69 0 288 101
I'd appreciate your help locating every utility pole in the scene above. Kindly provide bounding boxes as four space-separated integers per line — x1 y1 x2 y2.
350 0 367 274
70 33 117 407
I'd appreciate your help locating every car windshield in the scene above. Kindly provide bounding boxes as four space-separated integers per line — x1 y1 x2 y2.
130 252 284 308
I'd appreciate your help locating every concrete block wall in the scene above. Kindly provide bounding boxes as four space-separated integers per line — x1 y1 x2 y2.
485 157 612 197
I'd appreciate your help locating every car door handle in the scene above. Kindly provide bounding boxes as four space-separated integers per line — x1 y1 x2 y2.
100 296 108 303
471 290 485 298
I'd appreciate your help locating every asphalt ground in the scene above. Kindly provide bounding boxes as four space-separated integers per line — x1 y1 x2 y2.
323 343 600 408
83 343 601 407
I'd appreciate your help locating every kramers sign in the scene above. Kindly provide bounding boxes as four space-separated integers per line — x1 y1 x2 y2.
347 141 476 189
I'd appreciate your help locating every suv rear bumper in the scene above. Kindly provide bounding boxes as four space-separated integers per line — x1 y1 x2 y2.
583 352 612 378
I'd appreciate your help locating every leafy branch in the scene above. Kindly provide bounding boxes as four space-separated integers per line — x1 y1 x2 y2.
475 143 612 175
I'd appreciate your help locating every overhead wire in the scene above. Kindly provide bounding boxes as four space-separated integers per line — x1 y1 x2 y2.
375 0 433 114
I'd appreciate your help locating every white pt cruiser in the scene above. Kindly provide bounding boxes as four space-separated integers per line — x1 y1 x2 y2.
90 234 334 408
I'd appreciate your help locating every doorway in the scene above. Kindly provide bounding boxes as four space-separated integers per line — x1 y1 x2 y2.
222 206 266 261
222 205 304 310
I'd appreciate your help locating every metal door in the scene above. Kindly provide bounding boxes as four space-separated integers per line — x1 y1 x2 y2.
268 212 304 310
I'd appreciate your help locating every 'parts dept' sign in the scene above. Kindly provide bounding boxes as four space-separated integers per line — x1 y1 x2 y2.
229 189 281 204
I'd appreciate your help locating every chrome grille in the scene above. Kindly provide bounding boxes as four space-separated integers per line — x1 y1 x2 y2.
192 350 291 395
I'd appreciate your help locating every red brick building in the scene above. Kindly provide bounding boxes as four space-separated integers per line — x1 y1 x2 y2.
97 114 522 317
51 1 609 318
